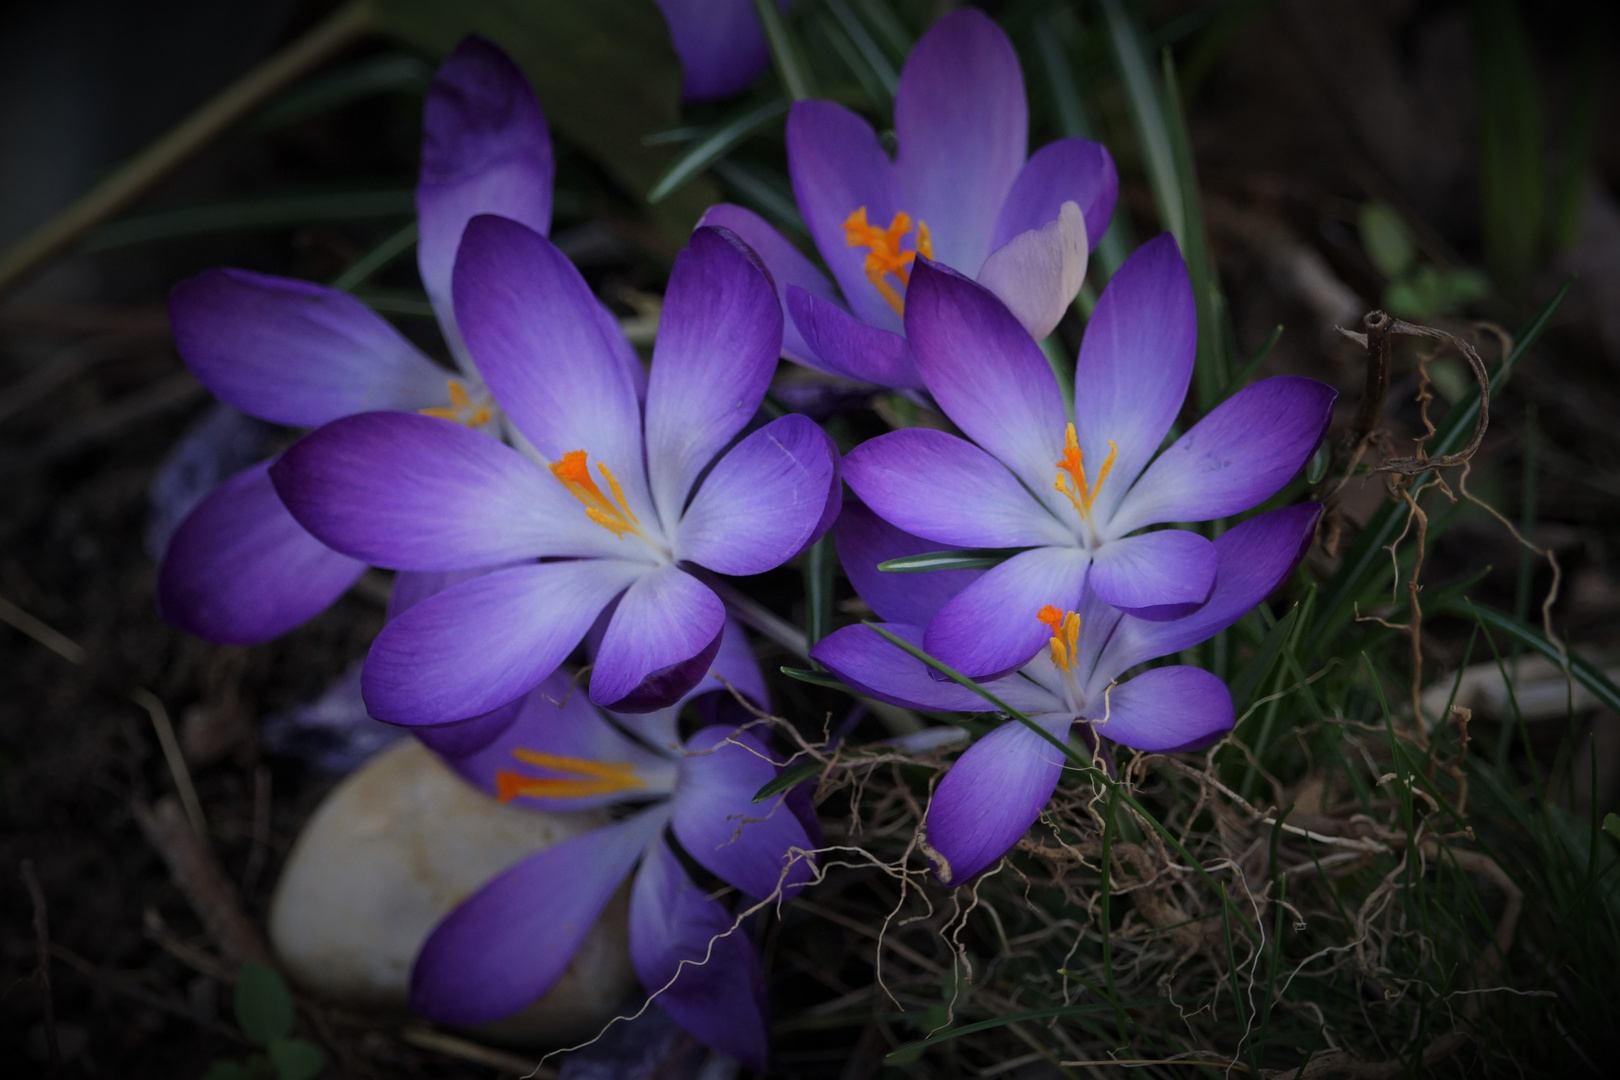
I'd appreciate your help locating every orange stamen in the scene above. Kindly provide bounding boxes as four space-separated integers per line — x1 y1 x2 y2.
840 207 932 317
550 450 644 540
494 748 645 803
1054 424 1117 522
1036 605 1082 672
420 379 493 427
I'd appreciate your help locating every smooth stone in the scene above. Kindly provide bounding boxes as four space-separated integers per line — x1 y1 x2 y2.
269 739 637 1046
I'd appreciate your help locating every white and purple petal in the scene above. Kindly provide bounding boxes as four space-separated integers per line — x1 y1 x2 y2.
976 201 1090 340
416 36 554 359
1087 529 1217 613
698 204 840 367
924 714 1071 886
670 727 815 901
169 269 448 428
362 559 644 724
833 500 983 627
409 808 665 1025
989 137 1118 255
786 286 919 387
811 624 1056 715
1087 665 1233 753
590 565 725 712
923 545 1089 680
654 0 778 103
157 459 365 645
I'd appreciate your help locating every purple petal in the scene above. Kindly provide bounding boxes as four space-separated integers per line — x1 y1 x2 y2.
448 670 674 807
645 227 782 525
157 459 364 645
409 808 664 1025
785 100 901 331
654 0 777 103
812 624 1018 713
271 411 621 570
833 500 983 626
169 269 448 428
411 697 525 759
628 838 769 1071
1109 377 1338 534
1071 234 1196 522
923 545 1089 679
923 714 1070 885
977 202 1090 339
904 260 1068 495
417 36 553 356
675 414 838 575
893 9 1026 274
1095 504 1321 679
671 726 815 900
1089 666 1233 752
698 204 839 367
843 428 1069 549
388 567 503 621
363 559 644 724
990 138 1118 254
786 286 919 387
591 566 725 712
452 215 650 512
1088 529 1217 612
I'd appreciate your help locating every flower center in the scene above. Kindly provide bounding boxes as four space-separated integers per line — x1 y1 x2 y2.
1054 423 1117 524
495 747 646 802
841 207 933 317
419 378 492 427
550 449 646 541
1037 605 1082 673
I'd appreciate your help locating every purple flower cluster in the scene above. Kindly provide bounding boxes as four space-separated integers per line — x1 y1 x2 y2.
155 10 1334 1069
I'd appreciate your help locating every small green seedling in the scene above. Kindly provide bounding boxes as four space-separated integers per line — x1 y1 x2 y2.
1358 201 1489 322
202 963 323 1080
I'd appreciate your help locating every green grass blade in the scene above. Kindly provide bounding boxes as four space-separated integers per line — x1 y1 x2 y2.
1471 0 1545 292
712 157 806 235
329 220 418 291
83 189 416 251
824 0 898 104
250 52 433 130
882 1000 1163 1063
753 757 827 803
1228 602 1299 714
1442 600 1620 715
1097 0 1183 243
648 97 789 203
803 533 835 650
877 549 1017 573
752 0 816 101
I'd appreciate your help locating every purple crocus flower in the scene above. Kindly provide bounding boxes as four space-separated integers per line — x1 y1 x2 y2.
841 237 1336 680
811 500 1320 885
271 222 840 722
699 9 1118 388
157 36 556 645
412 623 812 1072
653 0 786 102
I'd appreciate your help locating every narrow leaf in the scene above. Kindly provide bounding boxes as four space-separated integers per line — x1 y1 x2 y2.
877 549 1017 573
647 97 789 204
752 757 827 803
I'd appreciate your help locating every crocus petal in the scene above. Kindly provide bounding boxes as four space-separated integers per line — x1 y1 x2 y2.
388 567 503 621
654 0 777 103
157 459 364 645
449 670 675 806
1089 666 1233 752
990 137 1118 254
363 559 643 724
1071 234 1196 522
591 566 725 712
453 215 650 513
675 414 839 576
904 260 1067 496
629 838 769 1071
1108 377 1338 534
417 36 553 359
976 202 1090 339
833 500 983 627
893 9 1026 274
271 411 623 570
1087 529 1217 612
409 808 665 1025
924 546 1089 679
671 726 815 901
786 286 919 387
411 696 525 759
843 428 1070 549
644 227 782 527
169 269 448 428
698 204 839 367
812 624 1056 715
923 714 1071 885
785 100 901 331
1095 503 1321 680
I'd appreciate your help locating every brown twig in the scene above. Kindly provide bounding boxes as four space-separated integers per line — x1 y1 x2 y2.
133 795 269 967
20 860 59 1075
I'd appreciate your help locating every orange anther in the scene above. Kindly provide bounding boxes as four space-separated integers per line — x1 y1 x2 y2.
840 207 933 317
550 450 643 540
1054 424 1117 523
495 748 645 803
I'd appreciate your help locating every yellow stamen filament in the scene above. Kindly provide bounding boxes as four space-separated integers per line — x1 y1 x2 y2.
841 207 932 317
1037 604 1082 673
549 449 643 540
495 748 646 803
420 379 493 427
1054 423 1117 522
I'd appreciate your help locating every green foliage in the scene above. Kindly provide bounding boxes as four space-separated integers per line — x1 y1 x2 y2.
1358 201 1491 321
207 964 323 1080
